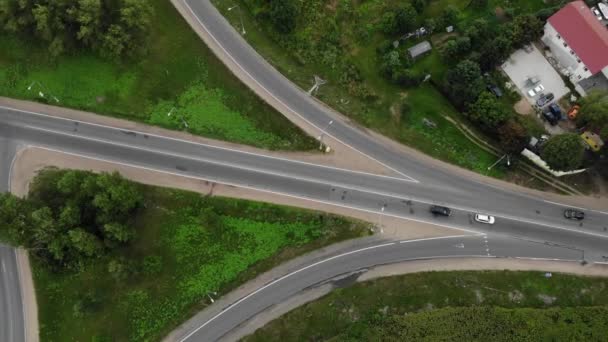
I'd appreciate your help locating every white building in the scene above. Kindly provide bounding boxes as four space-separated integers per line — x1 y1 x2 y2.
542 1 608 95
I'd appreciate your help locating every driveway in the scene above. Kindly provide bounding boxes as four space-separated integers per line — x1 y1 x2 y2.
502 45 570 106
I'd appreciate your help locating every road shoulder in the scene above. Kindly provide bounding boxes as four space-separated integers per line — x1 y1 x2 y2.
14 248 39 342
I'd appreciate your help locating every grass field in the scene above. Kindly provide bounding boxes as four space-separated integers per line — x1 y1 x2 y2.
211 0 561 176
31 171 370 341
246 270 608 341
0 0 316 150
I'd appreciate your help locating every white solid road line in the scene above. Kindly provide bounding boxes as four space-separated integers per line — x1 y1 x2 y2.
1 105 417 184
544 200 608 216
25 145 608 239
177 241 398 342
178 0 418 182
7 149 19 193
177 251 589 342
177 236 473 342
22 124 421 201
398 234 483 244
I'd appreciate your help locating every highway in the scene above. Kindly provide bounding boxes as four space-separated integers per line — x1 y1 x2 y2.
1 103 608 342
0 0 607 340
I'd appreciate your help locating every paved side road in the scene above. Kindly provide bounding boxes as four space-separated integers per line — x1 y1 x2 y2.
0 245 25 342
166 234 590 342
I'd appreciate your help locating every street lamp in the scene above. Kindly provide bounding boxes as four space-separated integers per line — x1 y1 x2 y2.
487 154 509 171
317 120 334 151
27 81 60 103
378 204 386 234
167 107 176 117
228 5 246 35
207 291 217 303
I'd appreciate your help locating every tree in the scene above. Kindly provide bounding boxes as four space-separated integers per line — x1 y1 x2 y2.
440 37 471 60
68 228 102 258
508 14 543 48
380 50 402 78
103 222 135 244
446 59 485 106
269 0 298 34
394 4 417 34
380 4 416 35
469 0 488 9
577 91 608 131
467 92 512 131
478 33 512 70
541 134 585 171
439 5 460 28
0 0 154 60
498 119 529 154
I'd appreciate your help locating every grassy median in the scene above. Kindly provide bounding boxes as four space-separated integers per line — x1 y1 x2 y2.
12 169 370 341
0 0 316 151
246 270 608 341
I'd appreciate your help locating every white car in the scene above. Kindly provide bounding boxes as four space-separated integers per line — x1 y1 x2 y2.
592 7 603 20
474 214 495 225
527 84 544 97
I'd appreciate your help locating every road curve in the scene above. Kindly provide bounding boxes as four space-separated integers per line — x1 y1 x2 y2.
168 234 588 342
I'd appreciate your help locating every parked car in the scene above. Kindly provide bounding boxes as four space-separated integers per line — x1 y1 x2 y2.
487 84 503 97
536 93 554 107
568 105 580 120
564 209 585 220
542 110 559 125
549 103 562 119
474 214 495 224
430 205 452 217
527 84 544 97
592 7 603 20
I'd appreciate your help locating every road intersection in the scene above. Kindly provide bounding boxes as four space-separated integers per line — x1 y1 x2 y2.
1 0 608 341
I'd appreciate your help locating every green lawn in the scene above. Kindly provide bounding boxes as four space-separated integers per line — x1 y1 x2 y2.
246 270 608 341
211 0 560 176
31 171 370 341
0 0 316 151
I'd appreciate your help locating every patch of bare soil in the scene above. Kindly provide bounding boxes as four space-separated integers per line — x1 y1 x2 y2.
514 98 533 115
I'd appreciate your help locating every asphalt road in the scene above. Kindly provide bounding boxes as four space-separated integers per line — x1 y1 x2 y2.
2 104 608 342
0 0 607 340
0 245 25 342
171 234 585 342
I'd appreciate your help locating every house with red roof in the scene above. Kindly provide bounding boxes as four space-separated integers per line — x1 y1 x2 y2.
542 0 608 95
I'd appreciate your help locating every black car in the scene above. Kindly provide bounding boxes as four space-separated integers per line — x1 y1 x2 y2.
430 205 452 217
542 110 559 125
486 84 503 98
564 209 585 220
536 93 555 107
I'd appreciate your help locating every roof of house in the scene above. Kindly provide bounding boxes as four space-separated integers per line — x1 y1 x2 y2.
548 0 608 74
408 41 432 58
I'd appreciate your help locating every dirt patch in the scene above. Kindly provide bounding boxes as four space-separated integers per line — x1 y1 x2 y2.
514 98 533 115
